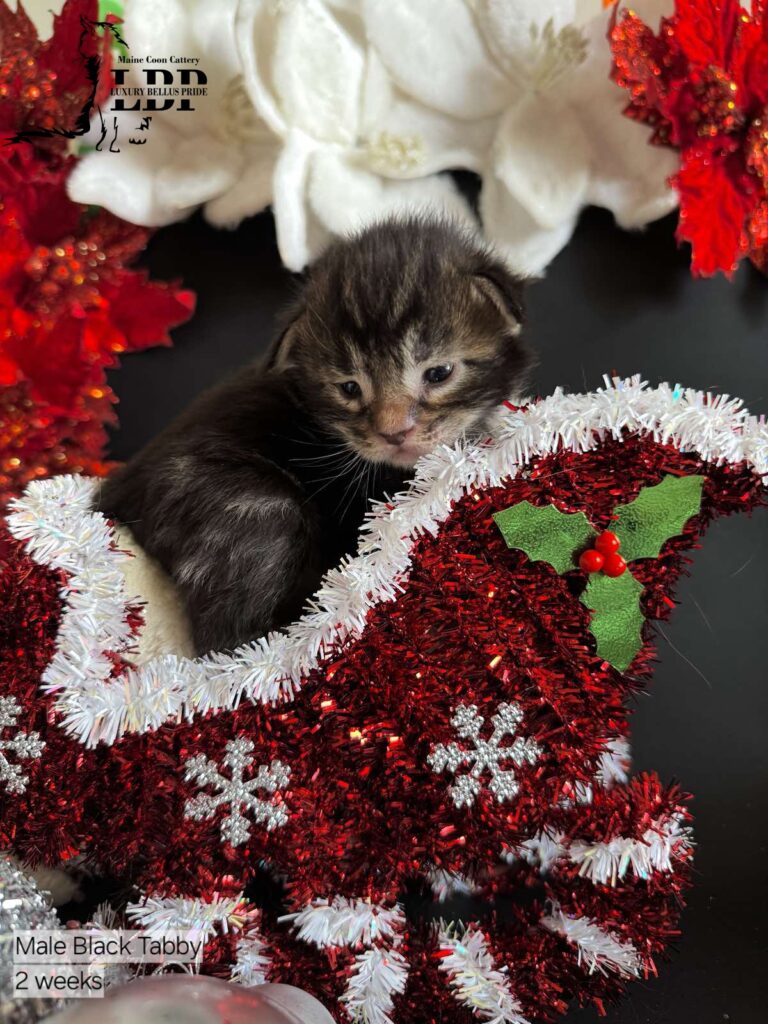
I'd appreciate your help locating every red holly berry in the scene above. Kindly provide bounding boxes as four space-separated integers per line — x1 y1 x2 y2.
579 549 605 573
603 553 628 577
595 530 621 555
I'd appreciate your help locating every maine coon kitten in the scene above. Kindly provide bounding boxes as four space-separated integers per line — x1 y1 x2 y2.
97 218 534 655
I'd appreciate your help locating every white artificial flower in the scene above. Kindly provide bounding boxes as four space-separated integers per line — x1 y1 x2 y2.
233 0 481 269
68 0 280 229
365 0 677 274
69 0 479 269
68 0 676 275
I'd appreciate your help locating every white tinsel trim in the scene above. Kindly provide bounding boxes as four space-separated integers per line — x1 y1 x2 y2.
8 378 768 744
569 813 693 885
126 893 246 946
281 897 408 1024
505 736 632 872
83 903 140 989
562 736 632 808
596 737 631 789
6 475 140 745
540 906 642 978
437 925 531 1024
507 810 689 884
427 867 478 902
340 946 410 1024
231 932 272 987
128 893 271 984
280 896 405 948
512 830 567 873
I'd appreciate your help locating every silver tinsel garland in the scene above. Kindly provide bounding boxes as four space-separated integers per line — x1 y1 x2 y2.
1 854 63 1024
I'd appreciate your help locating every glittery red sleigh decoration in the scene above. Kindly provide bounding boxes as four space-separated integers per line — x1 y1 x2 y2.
610 0 768 277
1 379 766 1023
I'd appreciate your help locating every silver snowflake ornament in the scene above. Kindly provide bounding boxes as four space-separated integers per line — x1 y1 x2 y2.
0 695 45 795
427 702 541 810
183 737 291 847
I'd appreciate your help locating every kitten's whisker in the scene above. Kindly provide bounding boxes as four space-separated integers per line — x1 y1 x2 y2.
334 457 368 514
292 459 351 472
288 436 348 448
307 465 359 486
334 468 359 513
305 476 346 503
290 449 354 466
305 454 360 485
304 453 362 502
359 462 372 505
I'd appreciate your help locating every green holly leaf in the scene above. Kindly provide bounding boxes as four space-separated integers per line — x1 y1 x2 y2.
613 475 705 563
581 572 645 672
493 501 596 574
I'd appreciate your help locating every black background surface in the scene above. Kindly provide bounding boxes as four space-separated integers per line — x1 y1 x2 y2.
107 207 768 1023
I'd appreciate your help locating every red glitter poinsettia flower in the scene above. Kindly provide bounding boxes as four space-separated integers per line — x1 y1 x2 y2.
0 0 113 147
610 0 768 277
0 3 195 507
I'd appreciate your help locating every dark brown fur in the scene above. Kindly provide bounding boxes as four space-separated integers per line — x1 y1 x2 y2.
98 217 534 654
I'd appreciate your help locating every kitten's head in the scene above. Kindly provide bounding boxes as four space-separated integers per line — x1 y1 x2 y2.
270 217 534 468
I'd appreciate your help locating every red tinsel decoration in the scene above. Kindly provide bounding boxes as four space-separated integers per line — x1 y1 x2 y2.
610 0 768 277
1 433 764 1021
0 0 195 509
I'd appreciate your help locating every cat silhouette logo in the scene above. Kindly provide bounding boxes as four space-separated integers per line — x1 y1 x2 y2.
6 15 123 147
6 15 205 154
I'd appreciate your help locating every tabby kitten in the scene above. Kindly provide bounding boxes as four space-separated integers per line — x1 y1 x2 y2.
98 217 534 654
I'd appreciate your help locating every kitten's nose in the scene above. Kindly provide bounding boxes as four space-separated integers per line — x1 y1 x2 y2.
379 425 415 447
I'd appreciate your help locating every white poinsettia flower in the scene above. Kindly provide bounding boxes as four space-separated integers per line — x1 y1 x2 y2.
68 0 280 228
235 0 483 270
366 0 676 275
69 0 676 276
70 0 482 269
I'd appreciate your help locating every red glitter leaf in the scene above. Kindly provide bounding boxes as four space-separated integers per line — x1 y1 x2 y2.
609 10 682 142
671 0 743 70
40 0 100 97
104 272 196 350
0 0 37 53
675 145 755 276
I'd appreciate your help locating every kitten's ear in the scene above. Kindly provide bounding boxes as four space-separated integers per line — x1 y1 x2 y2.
266 307 305 371
472 262 526 335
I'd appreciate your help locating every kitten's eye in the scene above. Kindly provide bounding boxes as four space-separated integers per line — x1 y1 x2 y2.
339 380 361 398
423 364 454 385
